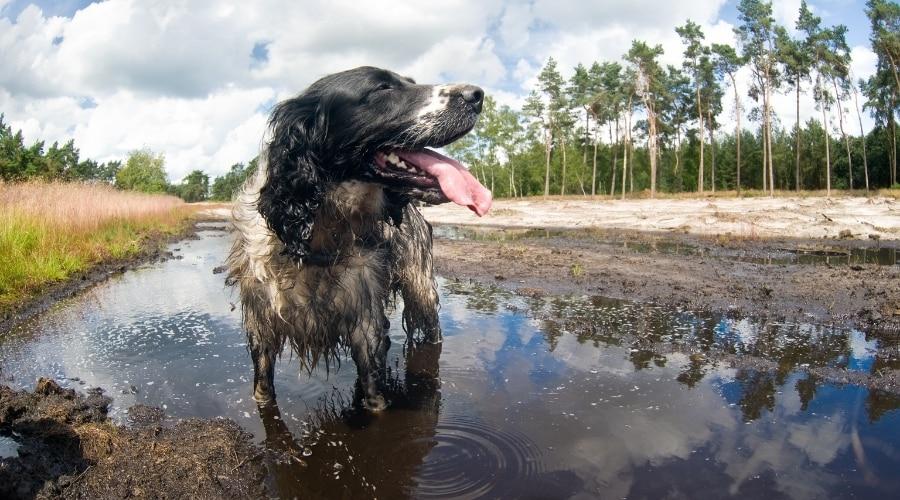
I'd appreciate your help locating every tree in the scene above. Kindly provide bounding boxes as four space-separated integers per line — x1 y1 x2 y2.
699 56 724 191
866 0 900 94
522 90 551 197
712 44 746 193
98 160 122 184
626 40 666 197
864 69 898 186
736 0 779 195
592 62 625 197
660 66 693 191
569 63 595 194
776 6 812 190
176 169 210 202
825 25 855 190
523 59 569 198
677 20 710 193
851 78 871 192
866 0 900 186
798 1 834 195
116 149 169 193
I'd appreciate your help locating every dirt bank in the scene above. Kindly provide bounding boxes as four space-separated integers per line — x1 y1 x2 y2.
422 196 900 241
432 227 900 330
0 379 269 499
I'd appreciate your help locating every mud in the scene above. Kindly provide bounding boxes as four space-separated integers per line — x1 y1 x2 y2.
0 378 269 499
432 225 900 331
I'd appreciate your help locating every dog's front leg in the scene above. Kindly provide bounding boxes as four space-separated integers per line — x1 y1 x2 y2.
392 206 442 343
247 323 278 404
349 317 390 411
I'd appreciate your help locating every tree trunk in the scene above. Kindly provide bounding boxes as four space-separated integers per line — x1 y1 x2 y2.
611 116 619 196
648 107 658 198
892 109 897 187
583 109 589 168
707 108 716 193
888 52 900 95
711 125 716 193
767 107 774 195
675 128 682 175
622 110 629 200
832 77 853 190
731 73 741 195
490 164 495 194
765 88 775 196
696 86 704 193
822 103 832 196
795 78 801 191
629 138 634 194
592 125 599 197
543 124 552 198
851 82 869 193
560 132 567 196
761 123 768 192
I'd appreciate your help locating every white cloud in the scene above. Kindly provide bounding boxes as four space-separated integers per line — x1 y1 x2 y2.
0 0 879 181
71 87 274 181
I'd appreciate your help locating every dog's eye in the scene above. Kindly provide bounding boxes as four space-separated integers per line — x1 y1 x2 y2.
374 83 393 92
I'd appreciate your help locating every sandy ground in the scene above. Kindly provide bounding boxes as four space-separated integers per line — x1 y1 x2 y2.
421 196 900 241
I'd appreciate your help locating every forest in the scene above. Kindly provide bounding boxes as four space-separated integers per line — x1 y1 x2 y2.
0 0 897 201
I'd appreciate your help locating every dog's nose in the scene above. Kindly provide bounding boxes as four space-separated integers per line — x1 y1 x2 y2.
460 85 484 113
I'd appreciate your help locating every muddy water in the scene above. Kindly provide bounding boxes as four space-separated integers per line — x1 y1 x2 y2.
1 224 900 499
433 224 900 267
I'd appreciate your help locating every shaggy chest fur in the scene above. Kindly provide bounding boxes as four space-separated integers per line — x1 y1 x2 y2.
229 169 399 368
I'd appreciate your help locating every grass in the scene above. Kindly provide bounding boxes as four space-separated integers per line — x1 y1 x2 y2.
0 181 195 313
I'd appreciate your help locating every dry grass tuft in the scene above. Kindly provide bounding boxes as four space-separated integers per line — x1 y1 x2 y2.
0 181 193 311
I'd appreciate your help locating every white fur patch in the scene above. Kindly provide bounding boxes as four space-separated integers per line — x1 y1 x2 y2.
416 85 451 118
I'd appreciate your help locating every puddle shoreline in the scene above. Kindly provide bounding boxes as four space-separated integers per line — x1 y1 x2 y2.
1 220 899 498
0 217 226 337
433 224 900 332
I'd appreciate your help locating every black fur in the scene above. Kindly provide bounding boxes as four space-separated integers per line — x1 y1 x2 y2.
231 66 483 410
257 66 482 262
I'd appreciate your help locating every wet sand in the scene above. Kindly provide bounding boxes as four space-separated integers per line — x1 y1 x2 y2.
431 226 900 330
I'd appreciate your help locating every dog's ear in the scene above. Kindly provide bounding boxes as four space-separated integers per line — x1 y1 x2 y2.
257 94 331 263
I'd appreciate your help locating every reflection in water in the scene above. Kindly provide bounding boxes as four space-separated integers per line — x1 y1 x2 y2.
1 228 899 498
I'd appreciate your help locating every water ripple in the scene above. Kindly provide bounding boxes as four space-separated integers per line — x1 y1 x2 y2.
414 413 543 499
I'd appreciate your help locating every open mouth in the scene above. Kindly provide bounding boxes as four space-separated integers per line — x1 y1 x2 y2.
372 148 492 216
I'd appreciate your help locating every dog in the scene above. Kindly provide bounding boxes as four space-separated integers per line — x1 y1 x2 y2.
226 66 491 410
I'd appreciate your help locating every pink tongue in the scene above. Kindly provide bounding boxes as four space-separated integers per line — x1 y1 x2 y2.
396 149 492 216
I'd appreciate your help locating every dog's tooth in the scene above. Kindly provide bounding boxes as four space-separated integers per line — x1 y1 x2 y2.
397 160 407 169
387 153 400 164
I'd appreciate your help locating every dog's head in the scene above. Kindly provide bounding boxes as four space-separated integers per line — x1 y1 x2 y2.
259 66 492 262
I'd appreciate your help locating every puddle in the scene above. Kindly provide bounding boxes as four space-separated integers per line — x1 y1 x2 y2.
433 224 900 266
0 435 20 459
1 226 899 498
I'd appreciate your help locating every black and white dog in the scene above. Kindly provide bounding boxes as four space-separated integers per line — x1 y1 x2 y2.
227 67 491 410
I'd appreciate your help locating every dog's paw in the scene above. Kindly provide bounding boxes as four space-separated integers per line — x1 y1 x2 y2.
363 394 388 412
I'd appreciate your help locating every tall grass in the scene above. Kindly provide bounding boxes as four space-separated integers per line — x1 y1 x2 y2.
0 181 191 311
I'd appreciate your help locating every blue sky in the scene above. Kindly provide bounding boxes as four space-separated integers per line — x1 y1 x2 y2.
0 0 881 181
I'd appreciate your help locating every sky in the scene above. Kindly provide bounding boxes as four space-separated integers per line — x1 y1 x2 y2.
0 0 881 182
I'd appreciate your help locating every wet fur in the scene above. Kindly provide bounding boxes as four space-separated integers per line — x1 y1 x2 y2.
224 67 476 410
228 166 441 409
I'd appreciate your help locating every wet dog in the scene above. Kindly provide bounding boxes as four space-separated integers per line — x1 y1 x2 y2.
226 67 491 410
